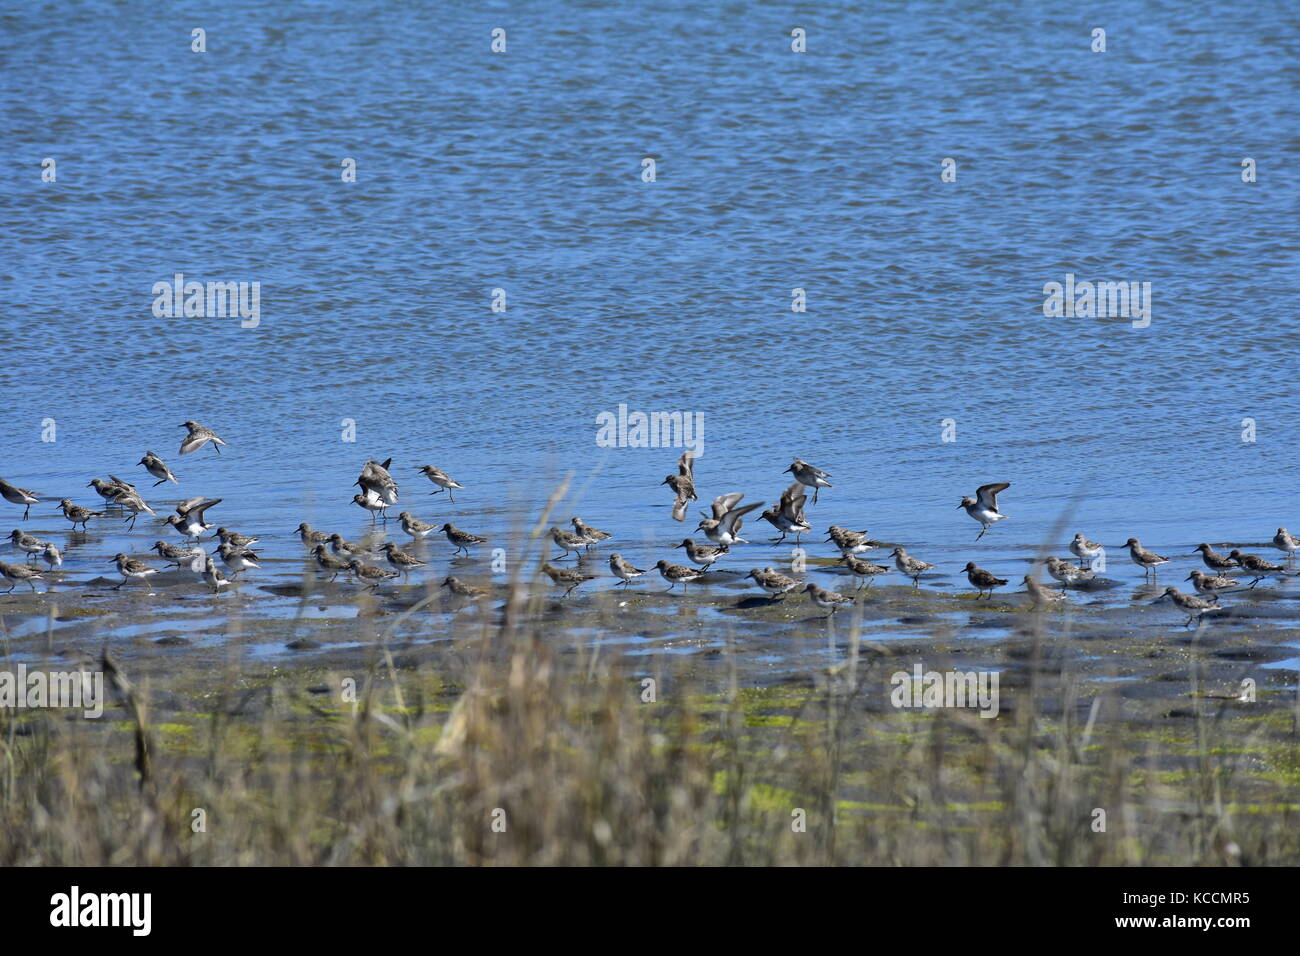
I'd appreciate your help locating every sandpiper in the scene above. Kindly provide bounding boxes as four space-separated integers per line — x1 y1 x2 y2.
348 559 398 591
1185 569 1236 602
1227 550 1288 587
1022 574 1065 606
1153 586 1224 628
826 525 881 557
746 566 798 600
110 488 155 530
212 527 259 548
139 450 178 486
167 497 222 538
655 559 703 591
0 479 40 520
295 523 331 547
9 529 49 562
760 483 810 544
202 556 229 591
442 576 487 599
352 490 389 522
675 538 728 573
963 562 1008 599
784 458 832 504
328 533 368 559
0 559 43 593
1069 533 1103 568
891 547 934 586
357 458 398 507
415 465 463 502
88 477 129 506
179 420 227 455
549 526 588 560
1271 527 1299 564
608 553 646 586
804 581 853 616
1123 538 1168 578
540 562 596 597
112 553 158 590
399 511 437 540
153 540 203 570
311 544 350 581
958 482 1010 540
41 543 62 572
840 555 890 589
571 517 612 549
380 541 426 579
1192 543 1239 573
58 498 102 531
662 450 697 522
1045 556 1093 588
441 522 487 556
214 542 261 577
697 493 763 547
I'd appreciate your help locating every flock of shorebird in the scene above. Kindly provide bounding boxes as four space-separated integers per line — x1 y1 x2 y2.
1 432 1297 627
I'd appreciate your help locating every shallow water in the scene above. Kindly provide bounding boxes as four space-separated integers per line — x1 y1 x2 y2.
2 1 1299 658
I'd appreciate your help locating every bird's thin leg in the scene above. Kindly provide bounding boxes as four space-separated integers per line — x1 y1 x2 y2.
448 491 455 503
975 527 986 541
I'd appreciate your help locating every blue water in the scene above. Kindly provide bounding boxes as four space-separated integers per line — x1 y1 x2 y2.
1 1 1298 608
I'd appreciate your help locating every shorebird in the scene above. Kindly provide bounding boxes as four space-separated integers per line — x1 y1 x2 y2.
1186 569 1236 602
1227 550 1288 587
1192 543 1238 573
380 541 426 579
963 562 1008 599
112 553 158 590
655 559 703 592
153 540 203 570
549 526 588 560
398 512 437 540
1045 556 1094 588
179 420 227 455
697 493 763 547
1123 538 1168 579
540 562 596 597
441 522 486 556
1271 528 1299 565
1022 574 1065 606
826 525 880 557
1153 586 1224 627
295 523 331 547
110 487 155 529
662 451 696 522
804 581 853 616
746 566 798 600
357 458 398 508
784 459 832 504
166 497 221 538
348 559 398 591
608 553 646 586
212 527 259 548
840 555 890 589
571 517 611 549
139 451 178 486
9 529 49 562
675 538 728 573
1070 533 1103 568
40 543 62 572
214 542 260 577
88 477 130 507
202 556 229 591
0 479 40 520
311 544 350 581
0 560 44 592
58 498 102 531
415 465 463 502
958 482 1010 540
328 533 368 559
891 547 934 586
442 576 487 599
352 491 389 522
760 483 810 544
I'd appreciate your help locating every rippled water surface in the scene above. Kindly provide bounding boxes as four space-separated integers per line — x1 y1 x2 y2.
1 1 1298 636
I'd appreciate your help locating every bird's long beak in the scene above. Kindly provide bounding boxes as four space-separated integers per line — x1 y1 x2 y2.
955 502 964 509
